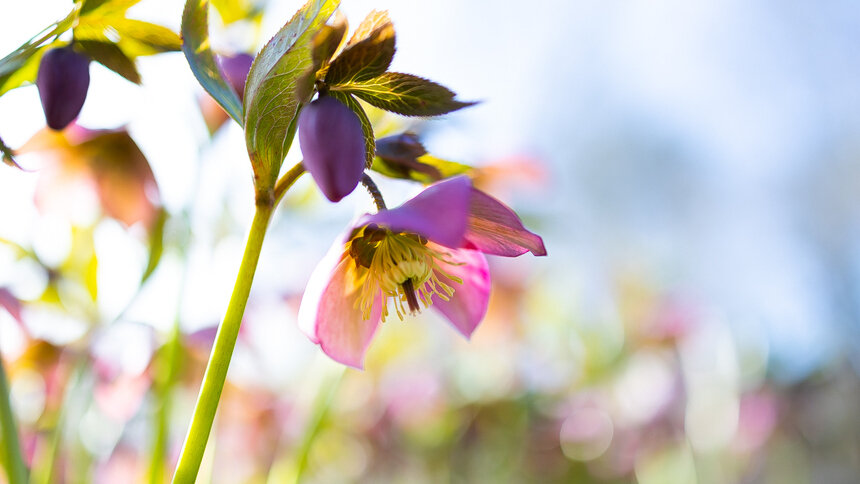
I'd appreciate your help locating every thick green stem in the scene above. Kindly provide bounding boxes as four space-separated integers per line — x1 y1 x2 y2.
0 354 27 484
171 202 274 483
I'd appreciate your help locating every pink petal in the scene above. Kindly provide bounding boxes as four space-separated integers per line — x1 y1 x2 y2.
360 176 471 248
298 244 382 369
428 246 491 338
465 188 547 256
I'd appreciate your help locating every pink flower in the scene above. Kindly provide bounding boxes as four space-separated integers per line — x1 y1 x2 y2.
298 176 546 368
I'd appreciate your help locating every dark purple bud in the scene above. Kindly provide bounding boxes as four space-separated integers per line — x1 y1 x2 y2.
37 46 91 130
375 132 441 180
298 96 366 202
216 53 254 101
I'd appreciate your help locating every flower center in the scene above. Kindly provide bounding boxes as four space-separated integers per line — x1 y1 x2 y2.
348 226 462 321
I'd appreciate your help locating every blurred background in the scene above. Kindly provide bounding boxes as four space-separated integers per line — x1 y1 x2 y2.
1 0 860 482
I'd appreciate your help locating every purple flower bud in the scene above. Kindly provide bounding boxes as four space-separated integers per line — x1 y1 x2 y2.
37 46 91 131
298 96 366 202
216 53 254 101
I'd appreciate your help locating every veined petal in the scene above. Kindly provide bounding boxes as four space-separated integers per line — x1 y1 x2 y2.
298 244 382 369
360 175 471 248
429 246 490 339
465 188 547 256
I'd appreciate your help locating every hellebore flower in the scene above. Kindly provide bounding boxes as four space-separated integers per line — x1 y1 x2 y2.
298 96 365 202
298 176 546 368
37 46 91 130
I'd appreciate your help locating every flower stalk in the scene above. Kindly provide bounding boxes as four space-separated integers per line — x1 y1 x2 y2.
172 162 306 483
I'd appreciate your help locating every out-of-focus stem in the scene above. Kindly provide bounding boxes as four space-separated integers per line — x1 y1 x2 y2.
171 202 274 483
273 161 306 206
0 353 27 484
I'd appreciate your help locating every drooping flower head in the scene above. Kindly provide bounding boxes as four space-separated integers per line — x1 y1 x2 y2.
216 53 254 101
298 176 545 368
37 45 91 130
298 95 366 202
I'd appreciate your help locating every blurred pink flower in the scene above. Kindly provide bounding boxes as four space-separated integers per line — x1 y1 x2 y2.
298 176 546 368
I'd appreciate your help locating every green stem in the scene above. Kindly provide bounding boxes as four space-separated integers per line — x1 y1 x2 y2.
171 202 274 483
0 353 27 484
273 162 306 206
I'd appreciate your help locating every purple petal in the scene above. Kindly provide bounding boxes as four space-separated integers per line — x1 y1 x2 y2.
216 53 253 101
361 175 471 248
428 246 490 338
298 243 382 369
464 188 547 256
37 46 90 131
299 96 366 202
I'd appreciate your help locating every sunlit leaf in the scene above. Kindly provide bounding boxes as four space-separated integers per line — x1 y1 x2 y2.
331 72 476 116
111 19 182 56
0 9 78 95
346 10 389 46
325 19 394 85
328 90 374 168
181 0 244 125
243 0 339 195
78 40 141 84
80 0 141 17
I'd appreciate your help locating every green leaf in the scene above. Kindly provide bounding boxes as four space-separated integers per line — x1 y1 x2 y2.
111 19 182 56
1 135 22 170
243 0 339 195
329 91 375 168
0 9 78 95
346 10 389 46
181 0 244 125
331 72 476 116
141 208 167 283
77 40 141 84
325 17 394 85
211 0 257 25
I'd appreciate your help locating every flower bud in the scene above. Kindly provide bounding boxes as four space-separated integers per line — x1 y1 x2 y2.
36 46 91 130
298 96 365 202
216 53 254 101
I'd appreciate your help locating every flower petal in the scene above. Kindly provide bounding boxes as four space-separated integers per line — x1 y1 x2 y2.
298 244 382 369
465 188 547 256
361 175 471 248
429 246 490 338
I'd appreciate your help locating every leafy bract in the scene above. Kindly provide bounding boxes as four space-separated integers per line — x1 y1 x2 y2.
347 10 389 46
324 17 394 85
331 72 476 117
181 0 244 125
328 91 375 168
78 40 141 84
243 0 339 195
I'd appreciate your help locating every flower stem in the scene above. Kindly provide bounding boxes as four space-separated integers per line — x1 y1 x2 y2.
0 352 27 484
171 202 274 483
360 173 386 211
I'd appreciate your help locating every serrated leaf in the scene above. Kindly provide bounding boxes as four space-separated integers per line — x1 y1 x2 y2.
325 20 394 85
329 91 375 168
332 72 476 116
347 10 389 46
311 18 347 71
0 9 78 95
181 0 244 125
243 0 339 195
78 40 141 84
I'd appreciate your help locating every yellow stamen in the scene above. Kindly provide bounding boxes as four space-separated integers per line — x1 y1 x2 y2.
346 228 463 321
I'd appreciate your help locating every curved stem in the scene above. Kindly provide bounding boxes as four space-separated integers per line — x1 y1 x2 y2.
171 202 274 483
360 173 386 211
0 352 27 484
273 161 306 206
